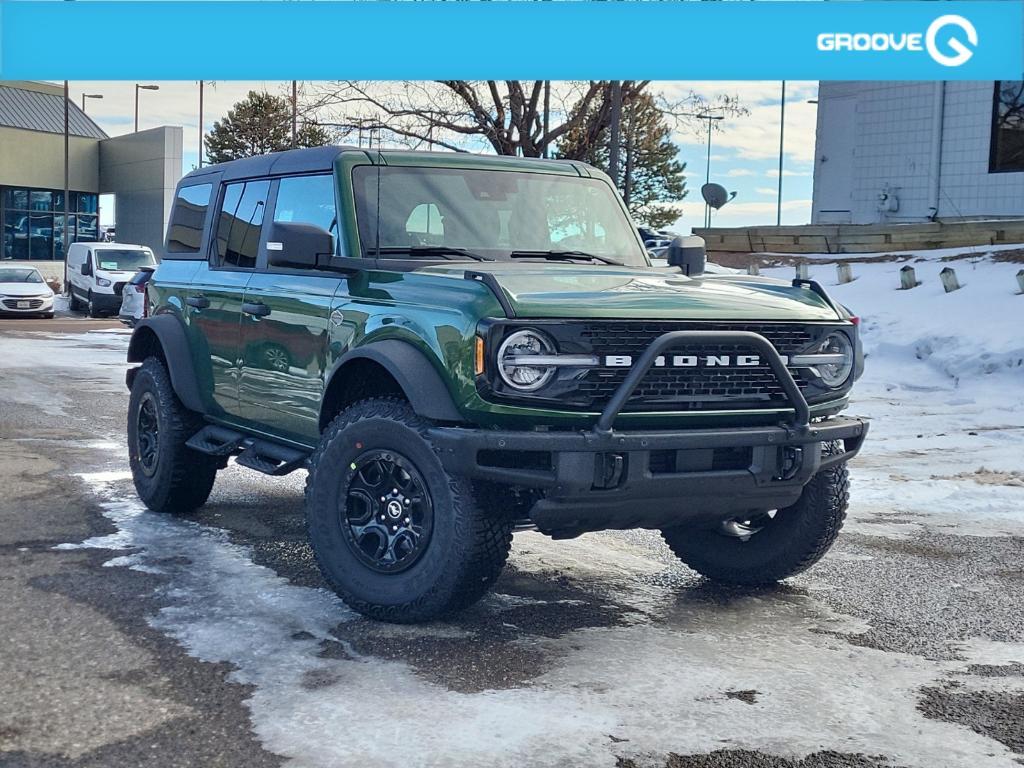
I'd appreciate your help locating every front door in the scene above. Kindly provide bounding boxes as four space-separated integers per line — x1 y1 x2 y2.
238 174 342 441
186 178 271 421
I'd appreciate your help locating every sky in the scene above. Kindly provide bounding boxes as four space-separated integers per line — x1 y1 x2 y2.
65 80 818 232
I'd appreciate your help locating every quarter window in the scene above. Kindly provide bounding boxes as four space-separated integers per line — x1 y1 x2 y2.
991 81 1024 173
167 183 212 253
213 180 270 269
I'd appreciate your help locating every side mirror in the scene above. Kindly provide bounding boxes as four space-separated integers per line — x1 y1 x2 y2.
81 262 92 276
666 235 706 277
267 222 334 269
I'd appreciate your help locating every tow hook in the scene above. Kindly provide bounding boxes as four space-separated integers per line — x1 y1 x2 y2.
776 446 803 481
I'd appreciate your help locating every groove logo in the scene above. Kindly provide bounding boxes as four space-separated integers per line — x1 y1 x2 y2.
817 14 978 67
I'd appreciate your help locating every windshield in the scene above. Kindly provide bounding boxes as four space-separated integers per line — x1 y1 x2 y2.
94 249 155 271
352 166 648 267
0 268 43 284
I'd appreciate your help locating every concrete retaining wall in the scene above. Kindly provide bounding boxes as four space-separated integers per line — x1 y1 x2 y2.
694 219 1024 255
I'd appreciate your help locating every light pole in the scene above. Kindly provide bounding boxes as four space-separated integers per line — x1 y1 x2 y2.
776 80 786 227
81 93 102 113
699 114 725 227
198 81 204 167
134 84 159 132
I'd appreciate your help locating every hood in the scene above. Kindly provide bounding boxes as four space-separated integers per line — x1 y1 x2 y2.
0 282 53 297
425 263 839 321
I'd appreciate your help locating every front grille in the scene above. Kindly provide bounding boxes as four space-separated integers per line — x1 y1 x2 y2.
577 322 817 412
2 298 44 310
483 320 851 414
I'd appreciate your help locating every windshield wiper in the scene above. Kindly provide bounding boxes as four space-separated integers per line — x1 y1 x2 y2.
368 246 492 262
508 249 624 266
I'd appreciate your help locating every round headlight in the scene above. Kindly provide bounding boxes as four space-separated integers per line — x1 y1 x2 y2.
816 332 854 387
497 329 556 391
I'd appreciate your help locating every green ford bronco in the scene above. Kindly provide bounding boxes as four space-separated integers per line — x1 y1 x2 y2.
126 146 867 622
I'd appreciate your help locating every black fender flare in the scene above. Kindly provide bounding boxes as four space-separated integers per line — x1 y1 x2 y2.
127 315 206 413
325 340 465 424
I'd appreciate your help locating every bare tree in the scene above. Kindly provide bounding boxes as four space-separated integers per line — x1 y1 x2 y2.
309 81 666 157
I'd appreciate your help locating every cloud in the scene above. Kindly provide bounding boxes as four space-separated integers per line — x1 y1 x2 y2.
755 187 778 196
725 168 756 177
766 168 813 178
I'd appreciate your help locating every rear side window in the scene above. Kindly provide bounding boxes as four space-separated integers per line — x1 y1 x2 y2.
213 180 271 269
167 183 212 253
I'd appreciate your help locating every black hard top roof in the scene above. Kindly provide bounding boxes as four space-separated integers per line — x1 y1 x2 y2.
180 145 588 186
182 145 361 183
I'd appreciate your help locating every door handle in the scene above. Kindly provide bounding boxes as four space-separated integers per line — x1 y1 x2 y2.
242 302 271 317
186 295 210 309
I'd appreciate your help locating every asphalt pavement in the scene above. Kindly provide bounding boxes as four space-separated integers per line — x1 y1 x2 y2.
1 315 1021 768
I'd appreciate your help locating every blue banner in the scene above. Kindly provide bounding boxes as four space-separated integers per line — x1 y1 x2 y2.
0 1 1021 80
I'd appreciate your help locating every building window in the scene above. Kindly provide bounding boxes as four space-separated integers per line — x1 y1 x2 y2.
991 81 1024 173
1 186 100 260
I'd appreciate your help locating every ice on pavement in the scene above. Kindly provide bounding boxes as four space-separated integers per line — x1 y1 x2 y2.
71 470 1024 768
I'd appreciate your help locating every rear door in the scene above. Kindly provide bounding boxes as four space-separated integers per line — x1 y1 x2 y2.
237 173 342 441
186 178 271 421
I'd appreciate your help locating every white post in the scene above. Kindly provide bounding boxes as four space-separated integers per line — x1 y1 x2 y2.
939 267 961 293
795 263 809 280
899 265 918 290
836 263 854 284
747 263 760 276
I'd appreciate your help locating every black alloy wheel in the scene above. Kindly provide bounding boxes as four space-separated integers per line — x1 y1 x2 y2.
135 391 160 477
340 450 433 573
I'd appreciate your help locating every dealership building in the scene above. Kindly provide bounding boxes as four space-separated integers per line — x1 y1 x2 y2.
812 80 1024 224
0 80 183 263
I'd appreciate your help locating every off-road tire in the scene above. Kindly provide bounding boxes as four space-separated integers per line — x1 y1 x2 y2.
661 442 849 586
127 357 218 514
305 397 514 623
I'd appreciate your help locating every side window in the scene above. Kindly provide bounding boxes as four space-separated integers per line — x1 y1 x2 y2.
167 183 212 253
273 174 338 242
213 180 270 269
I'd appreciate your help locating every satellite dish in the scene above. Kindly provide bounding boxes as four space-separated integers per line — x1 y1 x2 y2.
701 183 733 210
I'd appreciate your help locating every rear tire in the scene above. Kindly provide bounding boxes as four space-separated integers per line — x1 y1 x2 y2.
305 398 513 623
68 289 81 312
661 442 849 586
127 357 218 514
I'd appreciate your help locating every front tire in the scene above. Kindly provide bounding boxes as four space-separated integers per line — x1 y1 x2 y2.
662 443 849 586
86 291 99 318
127 357 218 514
305 398 513 623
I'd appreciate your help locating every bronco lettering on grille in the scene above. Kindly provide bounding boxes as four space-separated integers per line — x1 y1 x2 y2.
604 354 778 368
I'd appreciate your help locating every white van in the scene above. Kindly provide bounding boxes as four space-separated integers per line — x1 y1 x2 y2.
66 242 157 317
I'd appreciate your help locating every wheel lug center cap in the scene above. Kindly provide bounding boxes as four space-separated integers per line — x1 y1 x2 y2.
385 500 404 519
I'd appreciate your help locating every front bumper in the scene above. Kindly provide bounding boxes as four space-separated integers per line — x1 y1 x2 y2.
436 325 867 537
430 416 867 536
0 296 54 315
90 291 123 312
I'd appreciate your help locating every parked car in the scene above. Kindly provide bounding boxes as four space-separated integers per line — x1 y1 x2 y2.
127 146 866 624
118 266 156 327
66 242 157 317
0 266 54 318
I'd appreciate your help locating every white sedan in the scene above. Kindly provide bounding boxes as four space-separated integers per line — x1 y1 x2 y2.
0 266 55 318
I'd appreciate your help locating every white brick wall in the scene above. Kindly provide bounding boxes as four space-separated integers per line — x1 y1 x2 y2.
812 81 1024 224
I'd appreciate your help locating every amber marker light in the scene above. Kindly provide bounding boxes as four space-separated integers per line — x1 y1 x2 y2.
475 335 486 376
